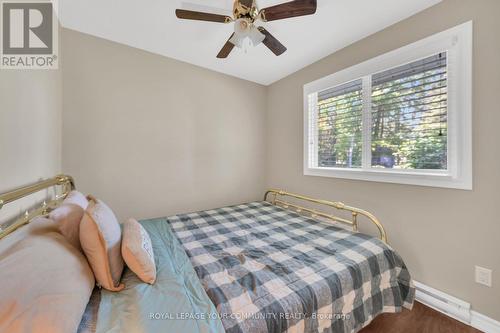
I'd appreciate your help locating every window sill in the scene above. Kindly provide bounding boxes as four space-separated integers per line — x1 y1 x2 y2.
304 167 472 190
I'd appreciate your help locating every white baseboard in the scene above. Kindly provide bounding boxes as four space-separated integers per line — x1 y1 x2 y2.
414 281 500 333
471 311 500 333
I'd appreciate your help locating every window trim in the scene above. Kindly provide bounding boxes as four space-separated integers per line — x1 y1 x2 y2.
303 21 472 190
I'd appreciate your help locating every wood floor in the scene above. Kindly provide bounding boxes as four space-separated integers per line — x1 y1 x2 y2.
360 302 483 333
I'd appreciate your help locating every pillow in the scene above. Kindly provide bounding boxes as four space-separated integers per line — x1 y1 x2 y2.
122 218 156 284
49 191 89 251
80 197 125 291
62 190 89 209
0 217 95 333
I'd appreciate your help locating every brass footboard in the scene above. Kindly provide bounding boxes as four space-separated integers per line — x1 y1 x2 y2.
264 189 387 243
0 176 387 244
0 175 75 240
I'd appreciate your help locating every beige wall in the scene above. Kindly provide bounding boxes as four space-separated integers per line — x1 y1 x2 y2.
266 0 500 320
61 29 267 222
0 59 62 225
3 0 498 322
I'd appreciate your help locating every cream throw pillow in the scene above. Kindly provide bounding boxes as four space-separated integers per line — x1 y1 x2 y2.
122 218 156 284
63 190 89 209
49 191 89 251
80 197 125 291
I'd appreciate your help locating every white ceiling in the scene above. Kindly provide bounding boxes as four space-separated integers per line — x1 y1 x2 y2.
60 0 441 85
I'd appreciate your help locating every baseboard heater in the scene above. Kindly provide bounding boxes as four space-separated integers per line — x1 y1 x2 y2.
414 281 471 324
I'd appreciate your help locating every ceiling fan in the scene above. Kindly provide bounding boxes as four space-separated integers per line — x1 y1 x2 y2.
175 0 317 58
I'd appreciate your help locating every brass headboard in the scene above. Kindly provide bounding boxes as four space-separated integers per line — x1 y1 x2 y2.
264 189 388 243
0 175 75 240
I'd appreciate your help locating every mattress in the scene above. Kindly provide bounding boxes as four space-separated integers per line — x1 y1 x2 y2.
78 201 414 333
167 201 414 333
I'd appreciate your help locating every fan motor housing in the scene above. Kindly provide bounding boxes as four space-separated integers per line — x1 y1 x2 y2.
233 0 259 22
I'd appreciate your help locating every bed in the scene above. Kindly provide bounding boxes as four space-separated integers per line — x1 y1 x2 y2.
0 175 414 333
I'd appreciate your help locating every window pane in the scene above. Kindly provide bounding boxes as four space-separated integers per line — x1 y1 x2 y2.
317 79 363 168
371 53 447 170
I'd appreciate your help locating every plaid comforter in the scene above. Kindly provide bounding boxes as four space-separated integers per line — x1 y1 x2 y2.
167 201 414 333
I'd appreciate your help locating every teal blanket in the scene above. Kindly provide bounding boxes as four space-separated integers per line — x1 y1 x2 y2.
96 218 225 333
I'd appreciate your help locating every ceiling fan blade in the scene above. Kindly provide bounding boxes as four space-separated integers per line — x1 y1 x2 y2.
257 27 287 56
175 9 232 23
217 34 236 58
260 0 317 22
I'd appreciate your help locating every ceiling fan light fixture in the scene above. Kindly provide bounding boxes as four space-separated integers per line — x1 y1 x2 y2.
234 18 250 33
229 34 244 48
249 26 265 46
229 18 265 49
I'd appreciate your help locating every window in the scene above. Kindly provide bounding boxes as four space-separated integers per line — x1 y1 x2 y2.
317 79 363 168
304 22 472 189
371 53 448 170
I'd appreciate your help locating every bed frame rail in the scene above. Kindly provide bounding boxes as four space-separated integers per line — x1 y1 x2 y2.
264 189 387 243
0 176 387 243
0 175 75 240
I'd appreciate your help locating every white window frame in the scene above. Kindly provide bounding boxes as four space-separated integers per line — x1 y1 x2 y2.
303 21 473 190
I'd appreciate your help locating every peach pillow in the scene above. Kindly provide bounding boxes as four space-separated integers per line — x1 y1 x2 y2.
0 217 95 333
49 191 89 251
80 197 125 291
122 218 156 284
